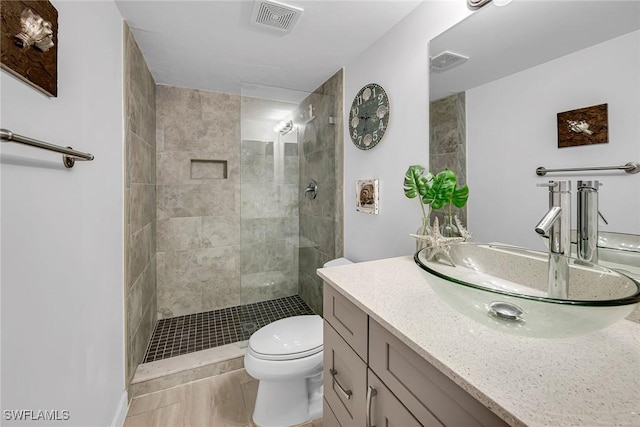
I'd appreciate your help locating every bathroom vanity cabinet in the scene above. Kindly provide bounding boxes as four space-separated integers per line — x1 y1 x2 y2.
317 257 640 426
322 284 507 427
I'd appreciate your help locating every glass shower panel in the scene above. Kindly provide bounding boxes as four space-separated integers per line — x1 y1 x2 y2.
239 83 333 337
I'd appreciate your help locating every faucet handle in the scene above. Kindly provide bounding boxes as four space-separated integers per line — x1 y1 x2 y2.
536 182 558 188
537 180 570 191
599 210 609 225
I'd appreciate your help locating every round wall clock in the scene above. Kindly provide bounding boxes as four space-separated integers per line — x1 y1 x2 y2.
349 83 390 150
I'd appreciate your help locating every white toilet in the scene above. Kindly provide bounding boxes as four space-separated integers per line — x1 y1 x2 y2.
244 257 353 427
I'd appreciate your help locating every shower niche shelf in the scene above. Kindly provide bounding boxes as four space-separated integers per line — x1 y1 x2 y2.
190 159 227 179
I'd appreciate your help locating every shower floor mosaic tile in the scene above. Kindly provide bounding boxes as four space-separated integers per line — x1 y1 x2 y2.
143 295 315 363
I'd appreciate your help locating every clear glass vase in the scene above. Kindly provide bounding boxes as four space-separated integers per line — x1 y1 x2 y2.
416 218 430 252
440 213 461 238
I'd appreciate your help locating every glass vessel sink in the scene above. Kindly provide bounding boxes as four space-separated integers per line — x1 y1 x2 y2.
415 243 640 338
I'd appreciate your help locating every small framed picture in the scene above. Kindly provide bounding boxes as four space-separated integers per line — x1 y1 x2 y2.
356 179 379 214
557 103 608 148
0 0 58 97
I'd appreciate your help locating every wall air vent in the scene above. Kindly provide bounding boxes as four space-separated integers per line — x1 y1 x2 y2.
251 0 303 33
430 51 469 72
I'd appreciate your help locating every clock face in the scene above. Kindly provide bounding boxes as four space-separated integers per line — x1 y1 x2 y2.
349 83 389 150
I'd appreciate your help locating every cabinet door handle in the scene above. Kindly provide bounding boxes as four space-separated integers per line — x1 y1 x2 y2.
329 368 352 400
366 386 378 427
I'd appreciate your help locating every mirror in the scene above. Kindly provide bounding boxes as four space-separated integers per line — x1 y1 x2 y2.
429 1 640 255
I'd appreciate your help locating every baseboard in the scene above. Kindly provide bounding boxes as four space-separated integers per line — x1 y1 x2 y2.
110 390 129 427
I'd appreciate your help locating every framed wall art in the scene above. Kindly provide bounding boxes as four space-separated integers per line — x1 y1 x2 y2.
0 0 58 97
356 179 379 214
557 103 608 148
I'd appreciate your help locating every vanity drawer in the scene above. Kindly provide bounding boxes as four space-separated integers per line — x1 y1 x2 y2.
368 369 438 427
369 320 508 427
323 283 368 361
323 398 341 427
324 320 367 427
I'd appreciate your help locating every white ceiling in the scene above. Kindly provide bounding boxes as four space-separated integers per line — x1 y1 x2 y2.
429 1 640 100
115 0 423 95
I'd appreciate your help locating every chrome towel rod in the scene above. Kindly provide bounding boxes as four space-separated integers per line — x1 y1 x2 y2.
0 128 94 168
536 162 640 176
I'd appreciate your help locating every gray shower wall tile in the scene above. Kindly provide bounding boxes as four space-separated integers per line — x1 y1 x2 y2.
201 276 241 312
429 92 467 226
298 70 343 314
157 182 236 220
127 271 144 343
284 156 299 184
156 85 200 122
143 255 157 312
430 95 458 125
284 143 298 157
129 222 155 290
129 83 156 145
298 270 323 316
264 217 299 242
299 214 335 256
431 122 460 155
164 246 240 287
156 151 191 184
298 246 319 280
241 140 268 156
240 183 281 219
157 150 238 185
200 90 240 116
156 86 243 321
241 218 266 245
155 124 165 152
241 154 269 184
126 27 155 104
130 132 155 185
162 111 239 154
240 271 298 305
125 23 157 393
157 286 202 319
240 241 297 275
130 184 156 234
281 184 298 207
157 217 201 252
201 215 240 248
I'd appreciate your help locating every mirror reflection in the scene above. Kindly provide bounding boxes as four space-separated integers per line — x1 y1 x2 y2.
429 1 640 258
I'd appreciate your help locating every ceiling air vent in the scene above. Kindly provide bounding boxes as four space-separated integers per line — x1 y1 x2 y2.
430 51 469 72
251 0 303 33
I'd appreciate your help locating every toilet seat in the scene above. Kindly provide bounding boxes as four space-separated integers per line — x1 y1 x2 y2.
248 315 323 361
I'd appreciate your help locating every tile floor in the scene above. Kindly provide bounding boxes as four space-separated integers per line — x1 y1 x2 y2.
124 368 323 427
144 296 315 363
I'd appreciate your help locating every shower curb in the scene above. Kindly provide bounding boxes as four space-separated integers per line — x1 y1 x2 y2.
131 342 246 397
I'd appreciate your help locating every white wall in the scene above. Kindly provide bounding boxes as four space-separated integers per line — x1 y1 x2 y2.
344 1 471 262
467 30 640 250
0 1 126 425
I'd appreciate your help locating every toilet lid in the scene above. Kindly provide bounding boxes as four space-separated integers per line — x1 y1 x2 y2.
248 315 323 361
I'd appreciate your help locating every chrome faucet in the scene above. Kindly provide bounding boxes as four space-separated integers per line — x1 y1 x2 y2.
535 180 571 299
576 180 607 264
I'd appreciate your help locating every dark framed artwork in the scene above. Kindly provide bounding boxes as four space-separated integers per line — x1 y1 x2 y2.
1 0 58 97
557 103 608 148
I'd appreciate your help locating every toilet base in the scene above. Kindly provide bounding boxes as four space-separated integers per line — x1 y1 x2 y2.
252 374 323 427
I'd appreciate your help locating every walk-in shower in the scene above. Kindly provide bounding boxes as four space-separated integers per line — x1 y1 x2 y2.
142 72 343 363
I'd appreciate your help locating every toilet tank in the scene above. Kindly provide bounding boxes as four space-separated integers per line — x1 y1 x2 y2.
323 257 353 268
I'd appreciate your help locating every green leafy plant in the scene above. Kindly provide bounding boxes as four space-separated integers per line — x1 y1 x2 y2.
403 166 469 235
403 165 434 233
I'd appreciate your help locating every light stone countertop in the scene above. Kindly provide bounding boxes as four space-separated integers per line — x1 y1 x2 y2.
317 256 640 427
